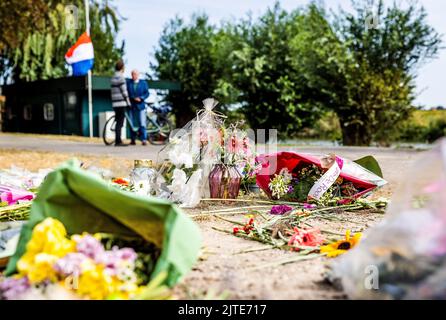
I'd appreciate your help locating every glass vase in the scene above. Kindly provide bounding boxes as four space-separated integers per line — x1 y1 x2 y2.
209 164 242 199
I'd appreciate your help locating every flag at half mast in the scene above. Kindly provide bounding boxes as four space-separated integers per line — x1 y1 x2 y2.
65 32 94 76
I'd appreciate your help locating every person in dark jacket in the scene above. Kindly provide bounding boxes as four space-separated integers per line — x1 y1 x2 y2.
127 69 150 145
110 59 130 146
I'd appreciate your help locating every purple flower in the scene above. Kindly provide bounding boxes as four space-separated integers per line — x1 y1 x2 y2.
75 234 105 261
287 185 294 193
303 203 317 209
270 205 293 215
53 253 88 277
0 276 30 300
101 246 137 275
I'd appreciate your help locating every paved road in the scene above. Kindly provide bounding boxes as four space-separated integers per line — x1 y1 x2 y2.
1 133 427 186
0 134 163 159
0 133 426 158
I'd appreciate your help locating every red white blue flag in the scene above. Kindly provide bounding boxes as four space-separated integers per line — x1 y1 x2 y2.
65 32 94 76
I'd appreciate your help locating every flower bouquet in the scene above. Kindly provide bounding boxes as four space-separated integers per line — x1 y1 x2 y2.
0 218 170 300
154 98 226 207
256 152 387 205
208 122 255 199
1 159 202 299
240 160 262 194
155 98 255 206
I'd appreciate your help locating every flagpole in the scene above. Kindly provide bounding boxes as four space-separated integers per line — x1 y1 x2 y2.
85 0 93 138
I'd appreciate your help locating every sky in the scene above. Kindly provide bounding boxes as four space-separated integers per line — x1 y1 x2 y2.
114 0 445 108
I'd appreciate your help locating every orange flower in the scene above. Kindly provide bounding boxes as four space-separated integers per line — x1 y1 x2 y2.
112 178 129 186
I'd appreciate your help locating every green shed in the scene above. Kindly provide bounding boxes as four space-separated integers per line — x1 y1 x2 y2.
1 76 180 137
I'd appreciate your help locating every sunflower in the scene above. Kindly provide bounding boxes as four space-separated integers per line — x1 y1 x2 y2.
320 230 362 258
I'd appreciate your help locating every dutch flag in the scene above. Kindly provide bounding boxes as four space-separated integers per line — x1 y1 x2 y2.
65 32 94 76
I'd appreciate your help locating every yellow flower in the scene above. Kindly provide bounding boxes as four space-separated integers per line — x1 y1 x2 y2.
320 230 362 258
25 218 75 256
76 264 117 300
106 283 143 300
18 253 59 283
17 218 75 282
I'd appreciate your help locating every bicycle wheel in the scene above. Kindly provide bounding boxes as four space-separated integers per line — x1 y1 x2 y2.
148 115 173 145
103 115 117 145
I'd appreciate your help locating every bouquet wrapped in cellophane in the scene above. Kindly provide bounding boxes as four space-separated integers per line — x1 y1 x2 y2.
154 98 227 207
256 152 387 205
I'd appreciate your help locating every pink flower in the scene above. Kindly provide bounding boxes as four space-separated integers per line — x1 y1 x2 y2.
74 235 105 261
270 205 293 215
199 128 208 145
288 227 324 251
303 203 317 209
0 276 30 300
54 253 88 277
227 135 242 154
102 246 138 275
242 137 252 157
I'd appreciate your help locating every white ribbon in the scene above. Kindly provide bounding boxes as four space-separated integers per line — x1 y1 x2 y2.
308 159 342 200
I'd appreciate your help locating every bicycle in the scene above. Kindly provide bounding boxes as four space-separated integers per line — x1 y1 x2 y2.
103 102 173 146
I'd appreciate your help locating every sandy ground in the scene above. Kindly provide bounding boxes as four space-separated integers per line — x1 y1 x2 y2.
0 135 428 299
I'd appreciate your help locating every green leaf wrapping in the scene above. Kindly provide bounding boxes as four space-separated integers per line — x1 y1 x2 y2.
5 159 202 287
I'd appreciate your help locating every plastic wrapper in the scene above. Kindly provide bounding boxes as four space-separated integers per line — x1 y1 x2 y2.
0 186 34 205
155 98 226 207
0 166 51 190
328 138 446 299
256 152 387 202
0 222 25 266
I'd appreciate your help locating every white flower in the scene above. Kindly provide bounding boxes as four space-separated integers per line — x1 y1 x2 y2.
180 169 203 208
133 180 151 196
167 143 194 168
166 168 203 207
167 169 188 202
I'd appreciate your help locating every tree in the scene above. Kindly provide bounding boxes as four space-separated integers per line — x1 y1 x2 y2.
294 0 441 145
88 1 125 76
151 1 441 145
152 14 221 127
228 4 325 138
0 0 52 83
0 0 49 52
0 0 124 82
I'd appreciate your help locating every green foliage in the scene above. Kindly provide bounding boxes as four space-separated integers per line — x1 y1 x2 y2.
293 0 441 145
0 0 49 51
0 0 52 82
228 4 326 138
88 1 125 76
353 156 383 178
424 120 446 143
151 14 222 127
0 0 124 82
340 0 440 145
297 111 342 141
152 1 441 145
399 110 446 143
